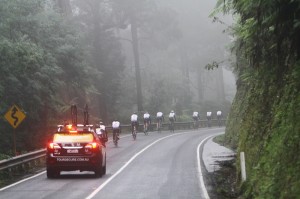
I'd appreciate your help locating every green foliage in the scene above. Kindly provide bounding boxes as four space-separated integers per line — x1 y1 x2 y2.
0 0 90 154
217 0 300 198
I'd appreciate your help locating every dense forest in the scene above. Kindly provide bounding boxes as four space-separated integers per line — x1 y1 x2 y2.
0 0 232 156
220 0 300 198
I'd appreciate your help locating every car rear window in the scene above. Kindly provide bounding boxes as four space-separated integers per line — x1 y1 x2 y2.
53 133 94 143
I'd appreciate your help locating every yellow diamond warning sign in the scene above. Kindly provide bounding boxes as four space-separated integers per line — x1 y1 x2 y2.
4 104 26 128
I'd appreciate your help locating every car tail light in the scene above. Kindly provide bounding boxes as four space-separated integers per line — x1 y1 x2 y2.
48 142 61 150
66 124 72 130
85 142 98 149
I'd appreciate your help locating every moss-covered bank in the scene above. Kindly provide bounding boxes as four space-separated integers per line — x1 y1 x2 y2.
225 63 300 198
214 0 300 198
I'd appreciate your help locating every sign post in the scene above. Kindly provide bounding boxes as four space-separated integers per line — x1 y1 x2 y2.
4 104 26 156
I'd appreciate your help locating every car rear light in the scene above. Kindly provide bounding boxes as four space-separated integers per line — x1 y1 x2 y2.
85 142 98 149
66 124 72 130
48 142 61 150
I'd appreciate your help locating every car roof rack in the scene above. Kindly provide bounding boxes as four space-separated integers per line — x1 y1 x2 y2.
57 104 93 132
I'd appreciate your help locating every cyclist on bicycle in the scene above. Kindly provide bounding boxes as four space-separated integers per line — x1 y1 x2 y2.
156 111 164 130
95 121 108 146
217 110 222 126
206 111 212 127
192 111 200 128
169 110 176 131
193 111 200 121
131 112 138 133
169 110 176 120
143 111 151 133
112 120 121 141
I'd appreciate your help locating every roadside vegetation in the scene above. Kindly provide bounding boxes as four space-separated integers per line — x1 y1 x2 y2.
214 0 300 198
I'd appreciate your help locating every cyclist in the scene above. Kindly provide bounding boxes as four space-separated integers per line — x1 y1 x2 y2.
95 121 108 145
217 110 222 126
112 120 121 145
156 111 164 131
192 111 200 128
206 112 212 127
169 110 176 132
143 111 151 134
131 112 139 133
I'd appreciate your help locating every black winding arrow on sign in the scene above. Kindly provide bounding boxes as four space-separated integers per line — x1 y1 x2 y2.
11 107 19 126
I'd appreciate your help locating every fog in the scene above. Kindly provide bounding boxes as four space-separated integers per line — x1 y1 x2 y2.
117 0 235 116
0 0 237 124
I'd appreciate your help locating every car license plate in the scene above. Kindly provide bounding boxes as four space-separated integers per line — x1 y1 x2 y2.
57 157 89 162
67 149 79 153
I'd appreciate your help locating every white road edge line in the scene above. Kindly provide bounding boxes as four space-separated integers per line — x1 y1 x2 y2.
197 132 224 199
85 132 187 199
0 171 46 191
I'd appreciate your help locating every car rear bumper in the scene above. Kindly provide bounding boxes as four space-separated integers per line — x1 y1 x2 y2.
46 154 102 171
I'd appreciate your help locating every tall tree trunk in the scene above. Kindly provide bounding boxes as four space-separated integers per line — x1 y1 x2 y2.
91 0 108 123
130 16 143 112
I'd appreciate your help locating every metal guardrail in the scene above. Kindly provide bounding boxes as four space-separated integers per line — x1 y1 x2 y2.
0 119 225 172
0 149 46 171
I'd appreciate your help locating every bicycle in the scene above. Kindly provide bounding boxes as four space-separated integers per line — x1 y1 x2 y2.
169 119 175 132
193 119 199 129
217 116 222 127
207 117 211 127
157 118 162 133
112 129 120 147
132 122 137 140
143 120 150 135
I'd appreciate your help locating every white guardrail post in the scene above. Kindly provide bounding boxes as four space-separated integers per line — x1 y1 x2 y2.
240 152 247 182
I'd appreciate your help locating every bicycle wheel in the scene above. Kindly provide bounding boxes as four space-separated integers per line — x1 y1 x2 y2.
170 121 174 132
144 123 149 135
132 126 137 140
195 121 199 129
113 133 118 147
143 124 147 135
157 121 161 133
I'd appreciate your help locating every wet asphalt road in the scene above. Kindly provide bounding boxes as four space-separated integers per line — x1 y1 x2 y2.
0 127 224 199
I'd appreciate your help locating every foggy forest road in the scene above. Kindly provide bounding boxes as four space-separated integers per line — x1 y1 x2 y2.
0 128 224 199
